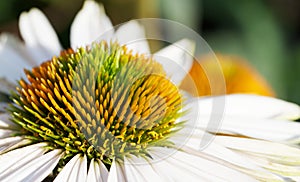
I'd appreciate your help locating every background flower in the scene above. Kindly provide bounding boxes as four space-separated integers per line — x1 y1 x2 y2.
180 54 275 97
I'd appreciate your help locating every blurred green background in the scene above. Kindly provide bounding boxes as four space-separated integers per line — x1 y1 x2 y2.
0 0 299 104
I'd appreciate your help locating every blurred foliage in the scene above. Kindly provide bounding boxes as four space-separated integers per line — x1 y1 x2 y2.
0 0 48 24
0 0 299 103
199 0 300 104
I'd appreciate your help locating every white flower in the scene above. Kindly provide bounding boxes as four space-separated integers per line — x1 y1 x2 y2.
0 0 151 86
0 0 300 182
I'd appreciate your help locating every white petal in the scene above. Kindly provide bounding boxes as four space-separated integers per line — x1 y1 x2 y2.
288 176 300 181
0 137 30 154
0 129 15 139
175 128 289 181
54 154 87 182
123 156 162 182
177 97 225 149
147 155 204 181
0 136 23 147
202 139 260 170
216 136 300 165
115 20 150 54
70 0 113 49
196 94 300 120
187 95 300 142
187 146 285 181
19 8 62 64
0 143 47 179
53 155 80 182
199 116 300 142
2 149 62 182
0 34 32 83
0 113 18 129
150 147 255 181
153 39 195 85
68 154 87 182
86 158 108 182
107 160 126 182
241 153 300 177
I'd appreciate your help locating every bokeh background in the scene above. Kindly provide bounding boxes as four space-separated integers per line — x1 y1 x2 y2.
0 0 299 104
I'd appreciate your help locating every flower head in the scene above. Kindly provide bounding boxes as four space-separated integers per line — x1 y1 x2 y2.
1 0 300 181
11 41 183 167
181 54 275 96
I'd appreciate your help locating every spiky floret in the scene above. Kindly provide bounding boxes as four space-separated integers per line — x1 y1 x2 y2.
9 41 183 169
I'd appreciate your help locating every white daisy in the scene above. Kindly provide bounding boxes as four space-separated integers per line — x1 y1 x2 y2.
0 0 300 182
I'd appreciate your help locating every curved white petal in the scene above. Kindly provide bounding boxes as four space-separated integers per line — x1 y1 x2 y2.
153 39 195 85
2 149 62 182
0 129 15 139
123 156 163 182
149 147 255 181
115 20 150 54
0 114 21 150
54 154 87 182
197 116 300 142
216 136 300 165
0 113 18 129
107 160 126 182
68 154 87 182
288 176 300 182
0 137 30 154
0 34 32 83
0 136 23 147
204 145 284 181
182 130 284 181
86 158 108 182
53 155 80 182
0 143 47 179
241 153 300 178
189 94 300 142
19 8 62 64
70 0 113 49
186 131 259 169
194 94 300 120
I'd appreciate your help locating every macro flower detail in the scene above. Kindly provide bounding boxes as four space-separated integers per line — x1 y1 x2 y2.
1 40 300 181
1 0 300 181
6 41 183 180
